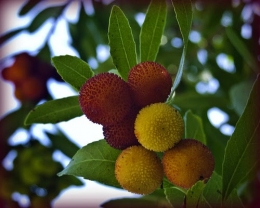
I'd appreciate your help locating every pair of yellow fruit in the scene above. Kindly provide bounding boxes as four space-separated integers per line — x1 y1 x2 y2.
115 103 215 195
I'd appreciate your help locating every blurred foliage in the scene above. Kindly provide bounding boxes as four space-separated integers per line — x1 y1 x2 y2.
0 0 259 207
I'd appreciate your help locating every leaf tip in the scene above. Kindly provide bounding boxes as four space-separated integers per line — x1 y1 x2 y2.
57 170 65 177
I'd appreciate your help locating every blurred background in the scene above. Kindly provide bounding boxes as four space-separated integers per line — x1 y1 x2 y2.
0 0 259 207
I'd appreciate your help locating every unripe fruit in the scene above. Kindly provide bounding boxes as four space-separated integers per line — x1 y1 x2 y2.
115 145 163 195
79 73 133 126
162 139 215 189
103 109 139 150
134 103 184 152
128 61 172 108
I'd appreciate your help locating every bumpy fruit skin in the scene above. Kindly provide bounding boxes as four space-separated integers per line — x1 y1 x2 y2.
79 73 133 126
128 61 172 108
134 103 184 152
103 108 139 150
115 145 164 195
162 139 215 189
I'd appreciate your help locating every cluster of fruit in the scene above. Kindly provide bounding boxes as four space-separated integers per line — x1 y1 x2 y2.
79 61 214 194
1 53 60 103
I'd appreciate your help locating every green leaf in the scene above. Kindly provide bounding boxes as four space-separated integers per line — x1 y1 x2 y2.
37 43 52 63
57 139 122 188
164 186 186 208
52 55 94 91
201 172 244 208
102 190 171 208
226 27 258 72
27 6 64 33
168 0 193 98
184 110 206 144
101 198 162 208
0 105 33 160
140 0 167 62
186 181 206 208
46 130 80 158
229 80 254 116
223 189 245 208
201 172 222 207
203 118 228 175
0 28 24 46
108 5 137 80
173 92 229 110
19 0 40 16
0 104 33 141
222 75 260 200
24 96 83 125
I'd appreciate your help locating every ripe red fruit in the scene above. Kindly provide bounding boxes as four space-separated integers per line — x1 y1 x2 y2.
128 61 172 108
103 108 140 150
79 73 133 126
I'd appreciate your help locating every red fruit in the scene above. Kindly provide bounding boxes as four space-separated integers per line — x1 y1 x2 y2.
79 73 133 126
128 61 172 108
1 53 32 83
14 76 47 102
103 108 140 150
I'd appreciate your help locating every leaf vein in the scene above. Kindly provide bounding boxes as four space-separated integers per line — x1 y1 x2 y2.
115 11 131 71
224 118 260 199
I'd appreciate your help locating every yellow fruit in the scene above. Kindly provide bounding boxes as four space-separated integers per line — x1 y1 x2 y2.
162 139 215 189
115 146 163 195
134 103 184 152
